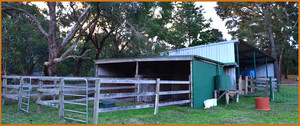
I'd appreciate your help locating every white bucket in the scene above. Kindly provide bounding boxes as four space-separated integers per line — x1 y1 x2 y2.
212 99 217 106
204 99 213 108
204 99 217 108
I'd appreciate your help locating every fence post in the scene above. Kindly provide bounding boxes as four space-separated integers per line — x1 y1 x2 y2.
189 75 193 108
37 80 43 114
269 77 274 101
17 77 23 109
154 78 160 115
59 78 64 118
225 91 229 105
2 78 7 106
238 75 242 92
93 79 101 124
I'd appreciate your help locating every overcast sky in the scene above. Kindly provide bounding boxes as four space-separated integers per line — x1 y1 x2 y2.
32 2 232 40
195 2 231 40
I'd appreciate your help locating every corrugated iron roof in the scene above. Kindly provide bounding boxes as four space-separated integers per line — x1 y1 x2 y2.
94 55 235 66
167 39 239 53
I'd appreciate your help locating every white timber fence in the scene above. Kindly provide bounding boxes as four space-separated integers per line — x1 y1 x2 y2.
2 76 191 124
244 76 277 101
92 78 191 124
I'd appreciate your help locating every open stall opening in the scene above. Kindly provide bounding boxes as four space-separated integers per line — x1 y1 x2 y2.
138 61 190 102
235 41 275 80
95 59 192 103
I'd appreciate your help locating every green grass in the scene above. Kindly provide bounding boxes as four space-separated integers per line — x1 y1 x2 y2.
1 96 298 124
274 85 298 103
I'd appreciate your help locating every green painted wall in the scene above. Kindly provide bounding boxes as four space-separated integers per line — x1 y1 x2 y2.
192 60 223 109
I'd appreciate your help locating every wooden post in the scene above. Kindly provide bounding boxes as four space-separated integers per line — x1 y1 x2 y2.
59 78 63 118
93 79 101 124
2 78 7 106
225 91 229 105
249 78 254 92
236 93 239 103
154 78 160 115
214 90 217 99
238 75 242 92
17 77 23 109
245 76 248 95
188 75 192 106
37 80 43 114
135 62 140 102
269 77 274 101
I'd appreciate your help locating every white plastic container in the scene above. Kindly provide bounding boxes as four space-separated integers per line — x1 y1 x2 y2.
212 99 217 106
204 99 213 108
204 99 217 108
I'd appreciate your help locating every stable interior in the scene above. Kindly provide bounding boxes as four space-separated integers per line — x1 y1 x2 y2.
96 61 191 103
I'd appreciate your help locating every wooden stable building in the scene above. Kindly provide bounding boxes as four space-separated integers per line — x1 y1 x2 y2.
94 55 234 109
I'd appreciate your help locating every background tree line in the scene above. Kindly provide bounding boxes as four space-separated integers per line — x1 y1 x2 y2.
1 2 298 79
215 2 298 80
1 2 224 76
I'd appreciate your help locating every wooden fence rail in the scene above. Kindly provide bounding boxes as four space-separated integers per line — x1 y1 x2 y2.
245 76 276 101
92 78 191 124
2 75 191 124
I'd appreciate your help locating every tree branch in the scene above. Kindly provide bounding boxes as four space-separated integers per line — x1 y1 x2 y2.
58 4 91 52
44 12 95 67
2 6 49 37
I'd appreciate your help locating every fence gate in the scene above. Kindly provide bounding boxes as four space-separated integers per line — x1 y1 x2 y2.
18 77 32 113
274 81 298 104
62 78 89 124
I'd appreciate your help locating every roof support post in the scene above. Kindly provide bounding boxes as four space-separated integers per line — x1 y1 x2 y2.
253 51 257 86
266 58 268 78
190 61 193 108
135 62 140 102
236 43 240 76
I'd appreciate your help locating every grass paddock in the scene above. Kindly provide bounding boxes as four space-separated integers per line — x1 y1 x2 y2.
1 96 298 124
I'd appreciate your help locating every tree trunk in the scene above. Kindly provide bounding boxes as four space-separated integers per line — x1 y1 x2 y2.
278 47 284 81
44 2 58 76
95 49 101 60
2 43 8 75
73 41 88 76
284 67 288 79
265 4 280 82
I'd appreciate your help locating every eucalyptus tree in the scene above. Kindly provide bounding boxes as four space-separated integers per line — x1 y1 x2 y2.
2 2 49 75
215 2 298 80
166 2 224 49
2 2 92 76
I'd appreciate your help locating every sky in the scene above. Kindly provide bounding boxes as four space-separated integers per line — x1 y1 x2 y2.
31 2 232 40
195 2 231 40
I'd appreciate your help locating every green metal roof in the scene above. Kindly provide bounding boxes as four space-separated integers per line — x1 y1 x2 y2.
94 55 235 66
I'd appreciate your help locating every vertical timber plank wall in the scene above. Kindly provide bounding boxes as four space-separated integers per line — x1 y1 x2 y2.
192 60 222 109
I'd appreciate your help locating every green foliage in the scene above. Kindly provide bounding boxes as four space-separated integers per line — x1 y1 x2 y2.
2 2 49 75
166 2 224 49
2 2 226 76
215 2 298 75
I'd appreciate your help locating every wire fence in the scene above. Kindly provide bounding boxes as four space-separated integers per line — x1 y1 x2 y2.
274 81 298 104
